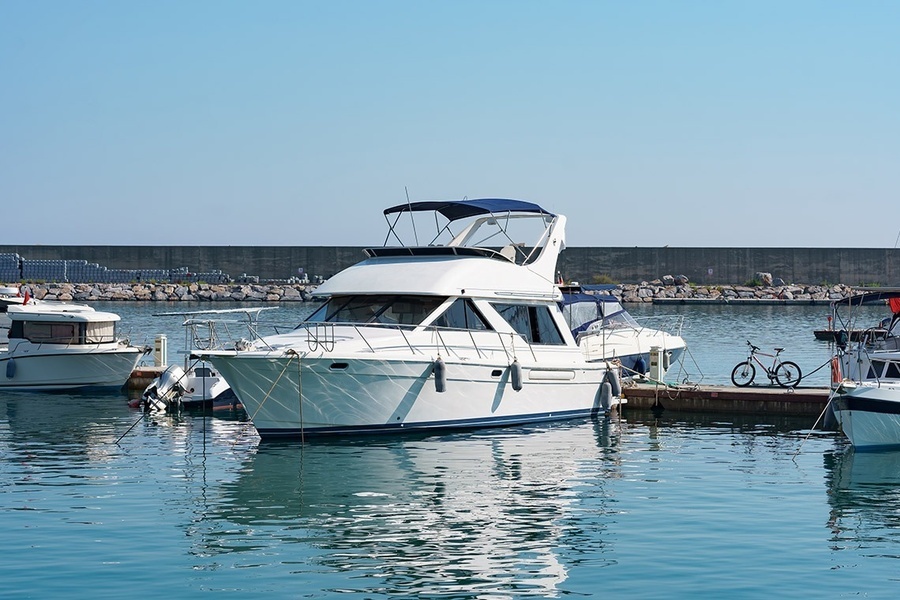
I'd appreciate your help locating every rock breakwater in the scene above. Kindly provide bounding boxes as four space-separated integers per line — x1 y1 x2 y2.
10 281 858 303
19 282 314 302
617 282 855 303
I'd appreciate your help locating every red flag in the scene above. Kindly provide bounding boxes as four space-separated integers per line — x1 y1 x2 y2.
22 290 30 305
891 297 900 315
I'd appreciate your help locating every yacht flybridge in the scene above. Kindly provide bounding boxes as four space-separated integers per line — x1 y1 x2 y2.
195 198 624 438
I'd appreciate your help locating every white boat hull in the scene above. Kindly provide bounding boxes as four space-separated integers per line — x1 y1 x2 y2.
180 374 235 406
579 329 686 375
208 352 618 437
1 347 143 391
833 383 900 449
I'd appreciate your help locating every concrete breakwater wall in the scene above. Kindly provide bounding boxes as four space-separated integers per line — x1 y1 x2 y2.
2 245 899 286
16 281 857 304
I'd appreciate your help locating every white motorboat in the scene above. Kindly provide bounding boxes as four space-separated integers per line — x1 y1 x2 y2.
560 285 687 379
195 198 624 438
1 299 147 392
830 289 900 449
139 307 277 411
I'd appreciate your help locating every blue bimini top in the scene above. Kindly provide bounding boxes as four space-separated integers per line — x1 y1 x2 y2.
383 198 554 222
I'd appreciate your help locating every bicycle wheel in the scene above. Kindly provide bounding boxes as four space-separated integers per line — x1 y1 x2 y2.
731 361 756 387
775 361 802 388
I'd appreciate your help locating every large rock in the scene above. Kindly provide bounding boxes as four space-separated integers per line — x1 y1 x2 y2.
755 272 773 286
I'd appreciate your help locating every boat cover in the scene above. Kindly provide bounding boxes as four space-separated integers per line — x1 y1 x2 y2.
559 292 629 336
834 289 900 313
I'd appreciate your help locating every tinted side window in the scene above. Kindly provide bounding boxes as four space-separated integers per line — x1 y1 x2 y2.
492 303 565 345
869 361 885 378
379 297 446 325
887 362 900 379
432 298 491 330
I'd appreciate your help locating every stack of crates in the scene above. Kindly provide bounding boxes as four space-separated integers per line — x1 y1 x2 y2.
65 260 96 282
22 259 67 282
137 269 170 282
190 269 229 284
0 253 22 282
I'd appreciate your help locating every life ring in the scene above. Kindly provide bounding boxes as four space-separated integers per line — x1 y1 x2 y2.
830 356 842 386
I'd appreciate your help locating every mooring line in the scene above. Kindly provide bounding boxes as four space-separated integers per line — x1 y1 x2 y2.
793 386 839 460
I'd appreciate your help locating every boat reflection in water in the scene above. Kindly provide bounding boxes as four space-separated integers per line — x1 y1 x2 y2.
204 418 623 596
825 448 900 546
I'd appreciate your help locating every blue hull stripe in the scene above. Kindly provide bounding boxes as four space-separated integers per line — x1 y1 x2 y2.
255 408 605 439
835 396 900 416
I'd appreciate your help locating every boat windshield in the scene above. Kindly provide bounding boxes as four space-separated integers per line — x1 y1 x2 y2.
560 294 640 336
305 295 448 326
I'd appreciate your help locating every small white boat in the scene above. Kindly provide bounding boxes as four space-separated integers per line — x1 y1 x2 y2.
1 298 146 392
831 289 900 449
139 307 277 411
195 198 624 438
560 285 686 378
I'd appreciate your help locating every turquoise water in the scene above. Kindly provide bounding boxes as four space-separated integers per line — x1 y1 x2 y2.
2 302 900 598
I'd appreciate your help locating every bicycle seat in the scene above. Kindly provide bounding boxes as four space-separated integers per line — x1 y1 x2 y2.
774 347 784 352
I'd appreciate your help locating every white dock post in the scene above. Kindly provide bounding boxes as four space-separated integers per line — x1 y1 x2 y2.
649 346 665 382
154 334 168 367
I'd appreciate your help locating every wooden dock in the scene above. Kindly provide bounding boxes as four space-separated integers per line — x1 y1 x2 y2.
622 381 832 417
127 366 166 391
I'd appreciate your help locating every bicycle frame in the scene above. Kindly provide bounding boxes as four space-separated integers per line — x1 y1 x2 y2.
746 347 783 379
731 341 802 388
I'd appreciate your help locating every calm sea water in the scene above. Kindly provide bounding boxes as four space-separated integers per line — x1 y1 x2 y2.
2 302 899 599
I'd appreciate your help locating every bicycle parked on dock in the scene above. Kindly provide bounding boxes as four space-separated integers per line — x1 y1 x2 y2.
730 341 803 388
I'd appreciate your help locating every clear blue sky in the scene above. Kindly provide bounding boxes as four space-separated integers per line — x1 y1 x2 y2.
2 1 898 248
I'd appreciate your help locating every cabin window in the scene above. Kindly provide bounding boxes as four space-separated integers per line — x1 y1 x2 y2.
868 361 883 379
491 303 565 345
887 362 900 379
867 360 898 379
22 322 77 344
306 295 447 326
85 322 116 343
431 298 492 330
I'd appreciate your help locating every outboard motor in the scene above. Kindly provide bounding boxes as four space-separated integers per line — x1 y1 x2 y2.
141 365 188 412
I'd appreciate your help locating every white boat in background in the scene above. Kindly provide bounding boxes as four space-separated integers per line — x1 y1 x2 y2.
139 307 277 411
560 284 686 379
195 198 624 438
830 289 900 449
1 285 31 345
1 299 147 392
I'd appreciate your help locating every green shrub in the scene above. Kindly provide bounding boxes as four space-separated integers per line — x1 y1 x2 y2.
591 274 618 284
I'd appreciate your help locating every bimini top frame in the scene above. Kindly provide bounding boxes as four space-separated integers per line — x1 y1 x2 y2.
377 198 557 265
